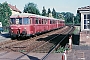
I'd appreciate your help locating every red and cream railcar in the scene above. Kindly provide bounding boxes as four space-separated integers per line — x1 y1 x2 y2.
9 13 65 39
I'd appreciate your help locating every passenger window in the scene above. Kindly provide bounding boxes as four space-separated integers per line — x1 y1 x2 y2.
42 19 43 24
43 19 45 24
36 18 38 24
44 20 46 24
50 20 52 24
42 19 45 24
46 20 48 24
39 19 41 24
23 17 30 24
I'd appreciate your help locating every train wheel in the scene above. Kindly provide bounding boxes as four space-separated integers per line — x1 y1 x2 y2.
16 35 21 40
11 36 15 40
10 35 16 40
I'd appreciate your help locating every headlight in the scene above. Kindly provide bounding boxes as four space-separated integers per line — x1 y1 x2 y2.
11 28 13 29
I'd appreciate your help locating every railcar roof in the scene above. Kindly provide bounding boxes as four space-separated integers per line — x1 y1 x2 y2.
10 13 48 19
10 13 34 18
10 13 65 21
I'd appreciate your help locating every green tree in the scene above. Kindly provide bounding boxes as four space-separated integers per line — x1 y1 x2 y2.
42 6 46 16
65 12 74 23
55 12 80 24
60 12 66 18
52 8 56 18
74 13 80 24
0 2 12 26
23 2 40 15
56 12 64 19
47 8 51 17
60 12 74 24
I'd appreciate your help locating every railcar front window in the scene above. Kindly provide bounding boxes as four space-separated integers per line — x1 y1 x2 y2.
19 18 22 24
16 18 22 24
23 18 30 24
10 18 16 24
16 19 19 24
10 18 22 24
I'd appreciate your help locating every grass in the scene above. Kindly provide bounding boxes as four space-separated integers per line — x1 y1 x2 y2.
73 27 80 34
73 28 78 34
55 47 69 53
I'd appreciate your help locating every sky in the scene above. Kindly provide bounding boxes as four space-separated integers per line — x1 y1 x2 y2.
0 0 90 15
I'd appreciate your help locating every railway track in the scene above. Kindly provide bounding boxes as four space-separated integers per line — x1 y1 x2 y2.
32 26 72 53
0 26 69 52
14 27 73 60
41 26 75 60
0 26 75 60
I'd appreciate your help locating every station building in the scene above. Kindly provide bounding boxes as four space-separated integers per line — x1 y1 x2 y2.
8 4 21 15
77 6 90 31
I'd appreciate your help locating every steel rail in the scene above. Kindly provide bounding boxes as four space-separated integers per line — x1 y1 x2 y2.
41 26 74 60
15 26 72 60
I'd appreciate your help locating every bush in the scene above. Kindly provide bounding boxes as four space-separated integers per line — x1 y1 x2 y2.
55 47 69 53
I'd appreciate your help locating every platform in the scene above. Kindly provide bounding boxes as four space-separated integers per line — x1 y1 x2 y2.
80 31 90 45
0 51 47 60
0 51 63 60
67 31 90 60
